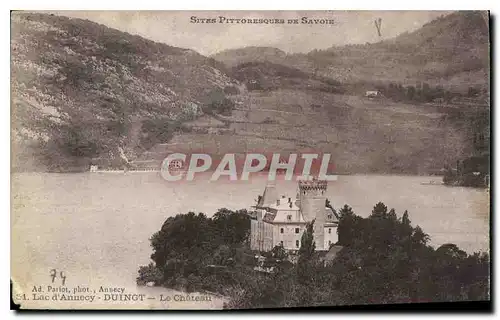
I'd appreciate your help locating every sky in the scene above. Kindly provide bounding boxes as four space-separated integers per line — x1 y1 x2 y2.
51 11 452 56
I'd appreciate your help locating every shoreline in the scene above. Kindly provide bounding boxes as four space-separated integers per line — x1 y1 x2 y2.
11 170 446 177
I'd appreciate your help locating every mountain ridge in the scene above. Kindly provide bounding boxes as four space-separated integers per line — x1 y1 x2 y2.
11 11 489 174
11 12 238 171
211 11 489 89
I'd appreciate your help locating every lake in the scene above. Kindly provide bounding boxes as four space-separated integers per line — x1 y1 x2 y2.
11 173 490 309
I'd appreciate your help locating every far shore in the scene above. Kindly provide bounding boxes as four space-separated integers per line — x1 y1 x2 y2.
11 169 446 177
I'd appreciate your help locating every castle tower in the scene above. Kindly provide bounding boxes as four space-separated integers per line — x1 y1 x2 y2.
298 179 328 250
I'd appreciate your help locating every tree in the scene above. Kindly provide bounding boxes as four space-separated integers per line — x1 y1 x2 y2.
271 243 288 261
325 198 339 219
337 204 360 246
370 202 388 218
468 86 480 97
212 244 233 266
297 220 316 284
402 210 411 226
405 85 415 101
338 204 354 218
136 262 163 286
422 82 431 101
412 226 430 246
298 221 316 259
212 208 251 245
147 209 250 279
202 88 235 116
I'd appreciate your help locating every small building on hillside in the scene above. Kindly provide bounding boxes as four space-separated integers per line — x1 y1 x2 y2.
365 90 382 98
250 179 339 253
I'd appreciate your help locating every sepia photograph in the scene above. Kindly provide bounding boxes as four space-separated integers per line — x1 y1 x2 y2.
10 9 490 310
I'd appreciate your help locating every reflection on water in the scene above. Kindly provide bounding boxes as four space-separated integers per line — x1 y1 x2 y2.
11 173 489 309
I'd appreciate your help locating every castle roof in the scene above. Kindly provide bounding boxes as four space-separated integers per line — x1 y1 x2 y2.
262 206 338 224
258 183 278 208
326 207 339 223
256 180 340 224
268 196 300 211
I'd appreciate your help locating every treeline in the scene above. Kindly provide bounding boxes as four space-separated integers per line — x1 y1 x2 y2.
228 203 489 308
377 82 450 103
137 209 253 294
201 87 235 116
443 154 490 188
231 61 344 93
139 118 187 151
376 82 486 104
137 203 489 308
39 118 127 172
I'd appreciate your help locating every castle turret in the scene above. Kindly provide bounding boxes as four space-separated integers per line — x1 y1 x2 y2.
298 179 328 250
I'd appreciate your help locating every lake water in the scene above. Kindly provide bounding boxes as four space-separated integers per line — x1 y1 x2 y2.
11 173 490 309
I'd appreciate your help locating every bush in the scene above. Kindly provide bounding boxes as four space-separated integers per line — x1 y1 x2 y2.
136 263 163 286
201 88 235 116
139 118 182 150
223 85 240 95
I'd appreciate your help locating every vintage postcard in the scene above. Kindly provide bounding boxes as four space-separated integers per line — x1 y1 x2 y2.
11 10 490 310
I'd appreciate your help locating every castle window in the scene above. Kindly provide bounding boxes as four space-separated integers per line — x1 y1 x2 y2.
287 215 292 221
280 228 284 234
295 228 300 234
296 240 300 248
280 241 284 246
328 228 331 234
329 240 331 246
328 215 332 219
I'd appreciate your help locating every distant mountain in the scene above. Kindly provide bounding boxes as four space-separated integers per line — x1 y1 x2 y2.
311 11 489 87
11 12 238 171
211 46 315 72
211 46 287 67
212 11 490 90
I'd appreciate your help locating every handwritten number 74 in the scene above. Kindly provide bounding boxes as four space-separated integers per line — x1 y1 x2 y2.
50 269 66 285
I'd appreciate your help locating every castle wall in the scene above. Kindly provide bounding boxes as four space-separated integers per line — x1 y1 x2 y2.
299 181 328 250
251 179 335 253
314 205 326 250
273 207 301 223
324 224 339 250
273 223 308 251
250 219 274 252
